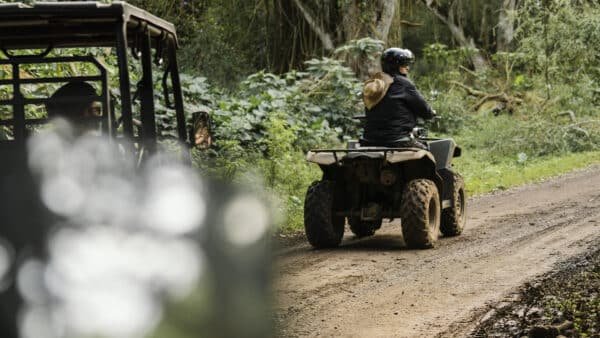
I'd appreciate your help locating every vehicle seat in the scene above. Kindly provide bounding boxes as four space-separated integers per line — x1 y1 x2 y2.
359 136 412 148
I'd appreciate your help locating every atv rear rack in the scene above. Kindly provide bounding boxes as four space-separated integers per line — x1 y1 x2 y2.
306 148 433 166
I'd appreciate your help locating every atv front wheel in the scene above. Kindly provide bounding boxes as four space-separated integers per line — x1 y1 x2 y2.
348 217 382 238
441 173 466 236
400 179 441 249
304 180 344 248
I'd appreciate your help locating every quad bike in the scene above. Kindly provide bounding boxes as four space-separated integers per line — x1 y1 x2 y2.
303 118 466 249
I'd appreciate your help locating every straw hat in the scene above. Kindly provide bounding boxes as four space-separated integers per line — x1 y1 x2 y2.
363 72 394 110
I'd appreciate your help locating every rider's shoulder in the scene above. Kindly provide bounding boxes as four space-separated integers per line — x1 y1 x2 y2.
392 74 414 86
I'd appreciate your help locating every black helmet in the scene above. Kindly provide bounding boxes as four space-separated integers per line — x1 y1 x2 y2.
381 48 414 74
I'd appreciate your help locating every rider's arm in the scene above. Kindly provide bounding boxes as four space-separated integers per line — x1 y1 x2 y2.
390 77 434 120
404 82 434 120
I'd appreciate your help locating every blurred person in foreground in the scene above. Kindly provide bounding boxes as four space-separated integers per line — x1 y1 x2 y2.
361 48 435 149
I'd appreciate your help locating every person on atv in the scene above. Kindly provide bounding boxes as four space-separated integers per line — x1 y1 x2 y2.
361 48 435 149
45 81 102 132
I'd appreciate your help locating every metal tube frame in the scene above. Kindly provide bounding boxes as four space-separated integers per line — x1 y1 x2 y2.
166 38 191 164
139 25 157 155
0 55 110 143
11 63 24 143
0 23 189 161
115 21 134 139
167 39 187 143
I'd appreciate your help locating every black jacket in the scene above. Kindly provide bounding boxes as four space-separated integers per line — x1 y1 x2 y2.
363 74 433 144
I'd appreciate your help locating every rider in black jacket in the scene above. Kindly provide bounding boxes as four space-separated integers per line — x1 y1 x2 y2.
362 48 435 148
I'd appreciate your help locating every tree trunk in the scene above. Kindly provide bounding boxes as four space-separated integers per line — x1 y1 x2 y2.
421 0 489 72
340 0 397 43
271 0 396 75
497 0 517 51
375 0 397 41
341 0 397 77
290 0 334 51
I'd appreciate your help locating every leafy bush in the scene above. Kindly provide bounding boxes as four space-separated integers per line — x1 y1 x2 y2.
187 57 363 229
418 43 471 79
426 88 470 133
456 114 599 163
257 114 320 231
180 57 363 155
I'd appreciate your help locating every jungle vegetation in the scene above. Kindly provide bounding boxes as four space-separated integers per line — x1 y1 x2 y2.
128 0 600 231
0 1 598 337
143 3 600 335
2 0 599 230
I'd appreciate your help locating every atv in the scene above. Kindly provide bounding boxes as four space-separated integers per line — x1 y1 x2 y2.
303 119 466 249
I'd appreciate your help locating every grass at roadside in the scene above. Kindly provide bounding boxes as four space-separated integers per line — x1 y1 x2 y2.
455 151 600 196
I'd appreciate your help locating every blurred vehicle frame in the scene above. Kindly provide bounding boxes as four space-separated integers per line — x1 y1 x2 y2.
0 1 212 162
0 3 218 336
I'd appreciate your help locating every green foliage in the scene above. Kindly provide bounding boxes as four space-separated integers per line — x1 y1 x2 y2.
455 150 600 196
182 57 362 156
517 0 600 82
418 43 470 78
190 16 600 230
512 0 600 122
257 114 320 231
423 88 469 133
154 73 216 138
455 114 599 161
415 0 600 165
334 38 385 60
3 0 598 234
188 56 362 229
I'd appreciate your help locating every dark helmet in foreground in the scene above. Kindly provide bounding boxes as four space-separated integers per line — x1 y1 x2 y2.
381 48 414 74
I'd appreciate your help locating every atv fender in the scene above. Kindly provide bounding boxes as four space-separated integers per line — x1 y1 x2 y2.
428 139 460 170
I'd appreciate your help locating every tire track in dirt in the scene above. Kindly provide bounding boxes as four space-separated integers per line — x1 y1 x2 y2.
274 165 600 337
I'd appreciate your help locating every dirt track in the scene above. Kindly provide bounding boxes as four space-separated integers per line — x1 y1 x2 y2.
274 165 600 337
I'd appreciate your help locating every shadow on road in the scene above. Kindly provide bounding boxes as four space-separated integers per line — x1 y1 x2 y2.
338 234 407 251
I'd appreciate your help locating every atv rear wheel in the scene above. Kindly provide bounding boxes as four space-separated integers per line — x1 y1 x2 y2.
348 217 381 238
400 179 441 249
441 173 466 236
304 180 344 248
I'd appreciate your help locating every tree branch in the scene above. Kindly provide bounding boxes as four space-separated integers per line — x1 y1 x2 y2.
291 0 334 51
399 20 423 27
449 80 523 111
449 80 488 96
422 0 450 26
459 65 478 77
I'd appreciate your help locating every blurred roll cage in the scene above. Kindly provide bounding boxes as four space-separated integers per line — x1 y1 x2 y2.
0 1 189 156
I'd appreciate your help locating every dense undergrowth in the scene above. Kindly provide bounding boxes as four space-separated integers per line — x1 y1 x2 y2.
5 3 596 233
1 2 596 232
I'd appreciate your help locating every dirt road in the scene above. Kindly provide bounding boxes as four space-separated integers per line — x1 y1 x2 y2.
274 165 600 337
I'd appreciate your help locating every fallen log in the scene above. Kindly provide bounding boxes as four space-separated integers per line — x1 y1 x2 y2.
449 80 523 112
